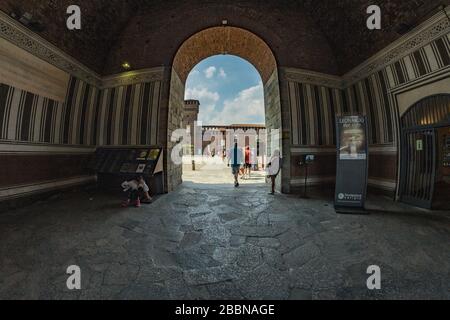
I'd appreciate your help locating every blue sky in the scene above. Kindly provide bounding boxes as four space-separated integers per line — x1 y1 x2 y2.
184 55 265 125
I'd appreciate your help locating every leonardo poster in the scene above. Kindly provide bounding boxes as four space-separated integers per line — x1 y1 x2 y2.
338 116 367 160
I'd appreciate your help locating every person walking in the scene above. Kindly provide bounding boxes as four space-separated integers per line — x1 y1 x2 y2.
244 146 252 179
230 142 243 187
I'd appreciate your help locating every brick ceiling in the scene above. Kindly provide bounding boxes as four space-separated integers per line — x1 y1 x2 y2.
0 0 445 76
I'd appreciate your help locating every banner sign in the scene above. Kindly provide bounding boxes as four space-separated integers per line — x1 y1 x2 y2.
335 115 369 211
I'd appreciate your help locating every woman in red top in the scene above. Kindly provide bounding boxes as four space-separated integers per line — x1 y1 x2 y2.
244 146 252 179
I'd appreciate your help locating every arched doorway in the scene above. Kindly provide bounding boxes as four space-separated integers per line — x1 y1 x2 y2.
166 26 283 192
399 94 450 209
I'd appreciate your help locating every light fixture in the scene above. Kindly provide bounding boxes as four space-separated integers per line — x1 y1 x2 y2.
221 19 229 54
121 62 131 70
19 12 32 25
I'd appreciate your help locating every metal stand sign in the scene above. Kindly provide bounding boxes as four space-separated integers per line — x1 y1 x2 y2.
334 115 369 212
299 154 315 199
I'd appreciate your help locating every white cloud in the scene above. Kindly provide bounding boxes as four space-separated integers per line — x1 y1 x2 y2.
189 69 200 76
185 86 220 103
202 83 265 125
185 87 220 125
204 66 217 79
219 68 227 78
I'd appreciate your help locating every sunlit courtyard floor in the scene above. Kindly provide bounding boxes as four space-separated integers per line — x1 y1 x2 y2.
182 156 267 186
1 158 450 299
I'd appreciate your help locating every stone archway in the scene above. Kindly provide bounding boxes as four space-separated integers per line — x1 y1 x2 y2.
398 94 450 208
166 26 283 192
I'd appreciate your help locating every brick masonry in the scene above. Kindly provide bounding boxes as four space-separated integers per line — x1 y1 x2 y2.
0 1 443 76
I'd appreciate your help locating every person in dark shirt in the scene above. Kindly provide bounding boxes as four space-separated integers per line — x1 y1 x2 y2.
230 142 243 187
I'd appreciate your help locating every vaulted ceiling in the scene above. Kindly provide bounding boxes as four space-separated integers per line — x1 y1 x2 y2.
0 0 446 76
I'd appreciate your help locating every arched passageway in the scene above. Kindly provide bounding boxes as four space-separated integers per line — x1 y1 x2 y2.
399 94 450 209
165 26 283 192
0 0 450 302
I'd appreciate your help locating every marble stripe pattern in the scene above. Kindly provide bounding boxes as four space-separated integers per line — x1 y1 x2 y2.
0 77 162 147
287 35 450 147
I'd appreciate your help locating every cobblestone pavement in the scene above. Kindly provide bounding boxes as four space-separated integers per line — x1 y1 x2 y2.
1 162 449 299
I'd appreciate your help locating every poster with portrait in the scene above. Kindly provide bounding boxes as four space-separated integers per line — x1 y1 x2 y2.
338 116 367 160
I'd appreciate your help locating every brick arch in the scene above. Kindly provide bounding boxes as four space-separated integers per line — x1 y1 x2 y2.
166 26 284 192
172 26 277 84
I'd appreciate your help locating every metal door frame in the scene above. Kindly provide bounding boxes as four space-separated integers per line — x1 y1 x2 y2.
398 94 450 209
399 127 437 208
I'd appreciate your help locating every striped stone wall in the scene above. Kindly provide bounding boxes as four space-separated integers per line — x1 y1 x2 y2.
1 7 447 202
284 34 450 194
344 34 449 193
0 75 165 202
384 35 450 88
288 83 341 146
95 81 162 146
0 77 163 147
342 72 395 145
0 83 65 143
343 34 450 144
286 32 450 149
0 81 95 203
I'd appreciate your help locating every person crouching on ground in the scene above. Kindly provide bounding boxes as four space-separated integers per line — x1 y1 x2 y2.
230 142 243 187
266 150 281 195
121 175 153 207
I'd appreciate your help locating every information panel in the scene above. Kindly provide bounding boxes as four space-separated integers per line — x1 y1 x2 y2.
90 147 163 175
334 115 369 212
88 147 165 195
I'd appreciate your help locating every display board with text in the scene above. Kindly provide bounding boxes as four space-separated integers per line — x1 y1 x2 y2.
88 147 164 195
334 116 369 213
